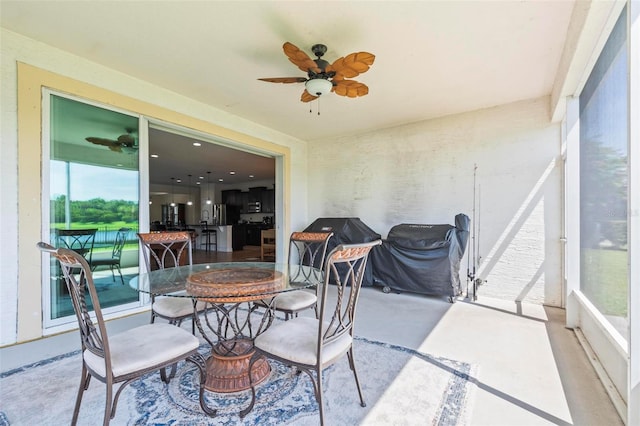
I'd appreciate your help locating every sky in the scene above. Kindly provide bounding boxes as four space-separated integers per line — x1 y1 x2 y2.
51 161 139 202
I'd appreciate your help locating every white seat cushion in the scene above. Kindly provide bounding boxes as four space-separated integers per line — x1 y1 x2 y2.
254 317 352 367
273 290 317 312
153 297 207 318
84 323 200 378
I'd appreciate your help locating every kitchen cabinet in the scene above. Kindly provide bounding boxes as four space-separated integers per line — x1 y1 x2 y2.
240 192 249 213
261 188 275 213
245 224 261 246
232 224 246 250
248 187 266 202
245 223 272 246
222 189 244 213
247 187 266 213
223 186 275 214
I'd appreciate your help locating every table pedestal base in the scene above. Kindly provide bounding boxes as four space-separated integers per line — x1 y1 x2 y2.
205 339 270 393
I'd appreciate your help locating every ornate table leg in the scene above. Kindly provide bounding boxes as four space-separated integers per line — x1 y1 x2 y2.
187 267 283 393
204 338 271 393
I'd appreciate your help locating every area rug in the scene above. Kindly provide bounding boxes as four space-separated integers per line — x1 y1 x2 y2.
0 337 476 425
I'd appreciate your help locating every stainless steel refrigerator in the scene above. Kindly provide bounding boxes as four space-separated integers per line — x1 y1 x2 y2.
202 203 227 225
212 203 226 225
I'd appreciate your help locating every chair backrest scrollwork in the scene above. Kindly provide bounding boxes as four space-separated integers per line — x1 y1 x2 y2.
37 242 108 363
137 231 193 272
318 240 381 347
112 227 130 260
55 228 98 265
288 232 333 285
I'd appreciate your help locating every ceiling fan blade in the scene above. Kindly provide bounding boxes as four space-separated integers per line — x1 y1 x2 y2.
301 90 318 103
86 137 116 146
333 80 369 98
283 42 321 74
258 77 308 84
328 51 375 79
85 137 123 152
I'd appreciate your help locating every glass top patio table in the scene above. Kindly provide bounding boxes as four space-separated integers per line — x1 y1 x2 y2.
130 261 321 302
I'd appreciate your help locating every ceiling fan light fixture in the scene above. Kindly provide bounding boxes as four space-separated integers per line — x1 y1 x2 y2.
305 78 333 97
259 42 374 106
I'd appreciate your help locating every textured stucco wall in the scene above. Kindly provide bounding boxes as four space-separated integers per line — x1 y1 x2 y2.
307 97 563 306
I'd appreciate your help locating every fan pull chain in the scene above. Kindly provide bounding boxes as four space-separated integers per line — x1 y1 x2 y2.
309 99 322 115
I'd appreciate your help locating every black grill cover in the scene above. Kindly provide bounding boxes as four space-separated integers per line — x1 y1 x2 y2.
370 214 470 297
304 217 382 286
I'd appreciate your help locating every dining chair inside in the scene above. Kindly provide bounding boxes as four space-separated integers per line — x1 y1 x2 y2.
137 231 206 334
259 231 333 320
260 228 276 261
199 221 217 252
240 239 382 425
90 227 130 285
37 242 215 425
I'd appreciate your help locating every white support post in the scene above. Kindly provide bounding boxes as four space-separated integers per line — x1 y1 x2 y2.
627 0 639 423
564 96 581 329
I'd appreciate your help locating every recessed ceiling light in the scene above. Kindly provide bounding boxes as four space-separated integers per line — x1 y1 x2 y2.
176 179 182 183
151 154 159 158
196 181 201 185
199 176 204 180
219 178 224 182
229 171 236 175
193 142 201 147
249 175 254 178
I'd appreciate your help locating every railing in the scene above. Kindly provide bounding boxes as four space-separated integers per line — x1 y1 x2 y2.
51 225 140 247
93 225 140 246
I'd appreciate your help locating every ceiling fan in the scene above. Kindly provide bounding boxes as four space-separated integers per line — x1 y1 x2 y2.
85 128 138 153
259 42 375 102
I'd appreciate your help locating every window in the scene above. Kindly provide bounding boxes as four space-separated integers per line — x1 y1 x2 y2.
579 7 628 337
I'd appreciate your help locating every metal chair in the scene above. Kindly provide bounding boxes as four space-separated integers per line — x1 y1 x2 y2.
37 242 215 425
199 221 217 252
54 228 98 297
137 231 206 334
55 228 98 264
260 231 333 320
91 227 130 285
241 239 382 425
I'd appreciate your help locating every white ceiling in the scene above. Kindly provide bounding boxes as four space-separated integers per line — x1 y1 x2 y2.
1 0 575 143
2 1 578 187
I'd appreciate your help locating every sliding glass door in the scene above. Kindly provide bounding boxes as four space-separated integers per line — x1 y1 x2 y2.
45 93 142 324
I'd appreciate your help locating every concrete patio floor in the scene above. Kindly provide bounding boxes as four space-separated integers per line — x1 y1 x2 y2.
0 285 623 425
351 287 623 425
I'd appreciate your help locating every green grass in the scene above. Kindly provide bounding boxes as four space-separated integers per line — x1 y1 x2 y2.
581 248 628 317
52 221 138 230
